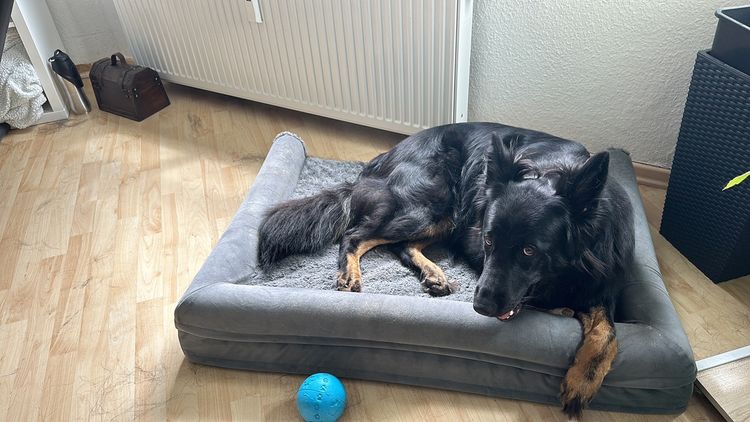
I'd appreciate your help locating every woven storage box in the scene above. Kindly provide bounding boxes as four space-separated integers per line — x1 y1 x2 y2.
661 51 750 282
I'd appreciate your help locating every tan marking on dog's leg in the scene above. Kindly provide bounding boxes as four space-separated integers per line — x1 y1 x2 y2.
560 306 618 419
336 254 363 292
354 239 392 257
337 238 392 292
406 243 457 296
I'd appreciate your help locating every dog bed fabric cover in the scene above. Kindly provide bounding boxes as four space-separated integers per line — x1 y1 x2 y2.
175 133 696 414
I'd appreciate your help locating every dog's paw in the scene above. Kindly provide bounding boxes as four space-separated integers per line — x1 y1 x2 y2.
561 395 585 420
421 272 456 297
549 307 576 318
336 271 362 292
560 379 591 420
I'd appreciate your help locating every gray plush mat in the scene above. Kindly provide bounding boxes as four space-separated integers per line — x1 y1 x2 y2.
245 157 478 302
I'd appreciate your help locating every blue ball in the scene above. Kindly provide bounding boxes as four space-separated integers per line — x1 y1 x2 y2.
296 373 347 422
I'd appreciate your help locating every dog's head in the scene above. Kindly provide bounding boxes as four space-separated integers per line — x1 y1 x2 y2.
472 133 610 321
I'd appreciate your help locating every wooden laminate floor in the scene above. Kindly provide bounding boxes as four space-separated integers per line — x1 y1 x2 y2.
637 186 750 422
0 83 748 421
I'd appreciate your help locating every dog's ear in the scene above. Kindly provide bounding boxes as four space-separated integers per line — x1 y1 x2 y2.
558 151 610 213
485 133 519 184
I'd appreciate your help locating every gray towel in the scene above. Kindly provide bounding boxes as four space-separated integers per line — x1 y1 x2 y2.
1 28 46 129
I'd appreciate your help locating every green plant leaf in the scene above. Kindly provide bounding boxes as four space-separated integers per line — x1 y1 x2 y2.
723 170 750 190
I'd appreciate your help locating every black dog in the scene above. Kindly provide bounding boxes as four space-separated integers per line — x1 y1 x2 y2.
258 122 634 417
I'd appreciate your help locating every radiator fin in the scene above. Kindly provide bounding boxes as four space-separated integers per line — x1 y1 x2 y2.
113 0 462 133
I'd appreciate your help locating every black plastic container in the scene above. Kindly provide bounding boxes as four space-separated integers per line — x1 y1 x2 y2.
711 6 750 75
660 51 750 283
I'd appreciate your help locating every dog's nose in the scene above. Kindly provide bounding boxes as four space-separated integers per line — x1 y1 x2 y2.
473 285 498 316
473 299 497 317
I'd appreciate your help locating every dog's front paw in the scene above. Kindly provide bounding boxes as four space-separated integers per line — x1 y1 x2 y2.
560 379 588 420
420 271 456 297
549 307 575 318
560 361 603 420
336 271 362 292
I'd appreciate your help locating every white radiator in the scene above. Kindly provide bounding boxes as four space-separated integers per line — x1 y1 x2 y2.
112 0 473 134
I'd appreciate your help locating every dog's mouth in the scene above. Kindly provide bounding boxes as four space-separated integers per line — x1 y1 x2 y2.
496 303 523 321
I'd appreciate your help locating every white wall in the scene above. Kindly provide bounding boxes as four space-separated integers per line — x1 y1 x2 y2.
45 0 129 65
469 0 746 167
49 0 743 167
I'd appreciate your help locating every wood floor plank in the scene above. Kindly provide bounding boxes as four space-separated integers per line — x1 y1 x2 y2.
722 276 750 306
6 256 64 422
0 319 28 421
134 298 168 421
40 351 77 421
48 233 90 355
0 139 33 240
70 162 102 236
88 160 120 281
697 358 750 422
17 133 51 193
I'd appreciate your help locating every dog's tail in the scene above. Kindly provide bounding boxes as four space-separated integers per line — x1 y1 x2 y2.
257 183 354 266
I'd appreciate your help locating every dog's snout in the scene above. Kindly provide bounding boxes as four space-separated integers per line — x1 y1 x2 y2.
473 286 497 316
473 300 496 316
474 285 494 301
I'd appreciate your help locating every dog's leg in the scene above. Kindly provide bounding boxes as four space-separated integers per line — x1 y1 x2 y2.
393 242 457 296
336 237 391 292
548 307 576 318
560 306 617 419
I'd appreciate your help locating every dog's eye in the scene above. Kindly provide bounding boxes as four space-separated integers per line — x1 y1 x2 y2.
522 245 536 256
484 236 493 246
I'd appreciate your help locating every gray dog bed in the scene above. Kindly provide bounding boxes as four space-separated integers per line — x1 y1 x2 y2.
175 133 696 414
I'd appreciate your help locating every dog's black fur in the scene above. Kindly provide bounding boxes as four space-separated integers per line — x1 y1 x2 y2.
258 122 635 417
